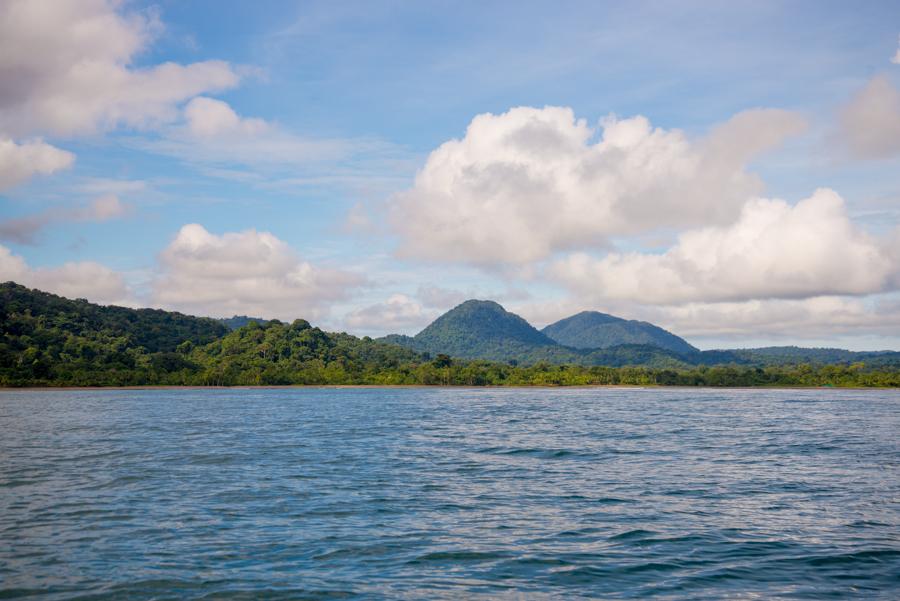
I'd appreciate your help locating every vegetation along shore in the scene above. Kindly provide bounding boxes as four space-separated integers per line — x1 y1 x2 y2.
2 282 899 388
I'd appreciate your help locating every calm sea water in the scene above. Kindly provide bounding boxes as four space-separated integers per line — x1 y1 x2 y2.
1 387 898 600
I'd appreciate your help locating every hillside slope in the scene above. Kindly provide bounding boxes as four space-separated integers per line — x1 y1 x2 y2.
542 311 697 354
406 299 559 359
382 300 694 367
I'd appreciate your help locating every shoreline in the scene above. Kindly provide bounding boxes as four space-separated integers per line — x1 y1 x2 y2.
1 384 897 391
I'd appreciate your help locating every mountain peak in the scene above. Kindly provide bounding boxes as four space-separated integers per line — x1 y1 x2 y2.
410 299 556 359
542 310 697 354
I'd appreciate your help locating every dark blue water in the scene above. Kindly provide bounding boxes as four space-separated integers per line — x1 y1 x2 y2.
1 388 898 599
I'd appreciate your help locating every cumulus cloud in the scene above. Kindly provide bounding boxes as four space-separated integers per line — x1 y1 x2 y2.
343 294 435 335
138 97 359 168
0 194 130 244
390 106 805 265
551 189 896 305
0 244 131 305
839 75 900 159
630 295 900 347
0 138 74 191
152 224 365 320
0 0 240 137
892 35 900 65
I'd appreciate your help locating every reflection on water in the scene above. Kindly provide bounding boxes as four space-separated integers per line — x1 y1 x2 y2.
1 387 898 599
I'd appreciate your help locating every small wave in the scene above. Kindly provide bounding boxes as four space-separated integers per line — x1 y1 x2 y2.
478 447 596 460
407 549 509 564
608 529 658 541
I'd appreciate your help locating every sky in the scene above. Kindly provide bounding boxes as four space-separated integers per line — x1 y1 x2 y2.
2 0 900 350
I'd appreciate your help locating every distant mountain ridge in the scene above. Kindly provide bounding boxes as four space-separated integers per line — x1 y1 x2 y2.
219 315 269 330
2 282 899 387
542 311 697 354
380 299 900 368
381 299 694 367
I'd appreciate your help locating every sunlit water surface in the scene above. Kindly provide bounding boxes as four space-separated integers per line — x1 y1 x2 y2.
1 387 898 599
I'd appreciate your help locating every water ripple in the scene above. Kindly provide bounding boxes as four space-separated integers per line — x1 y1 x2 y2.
1 387 898 599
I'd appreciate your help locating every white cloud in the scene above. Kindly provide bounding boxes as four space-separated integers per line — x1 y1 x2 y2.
511 292 900 350
152 224 365 320
343 294 435 335
892 34 900 65
390 106 805 265
0 194 131 244
644 295 900 346
839 75 900 159
138 97 361 169
0 138 74 191
551 189 896 305
0 244 132 305
183 97 268 137
0 0 240 137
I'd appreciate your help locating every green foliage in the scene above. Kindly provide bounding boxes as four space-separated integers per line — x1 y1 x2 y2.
1 282 899 388
401 299 559 360
218 315 270 330
542 310 698 354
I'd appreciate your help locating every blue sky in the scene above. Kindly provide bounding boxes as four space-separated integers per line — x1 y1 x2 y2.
2 0 900 349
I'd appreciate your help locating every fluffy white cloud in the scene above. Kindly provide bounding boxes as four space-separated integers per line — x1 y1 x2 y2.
0 0 240 137
839 75 900 159
390 106 805 265
0 194 130 244
152 224 365 320
0 244 131 305
343 294 435 335
892 35 900 65
551 189 896 305
0 138 74 191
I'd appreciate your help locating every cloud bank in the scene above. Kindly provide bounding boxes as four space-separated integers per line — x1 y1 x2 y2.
551 189 896 305
391 106 805 265
152 224 365 320
0 244 131 305
0 0 240 137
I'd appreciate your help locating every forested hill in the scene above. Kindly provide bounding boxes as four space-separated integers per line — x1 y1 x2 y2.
381 299 900 369
396 299 559 360
2 282 899 387
542 311 698 355
381 299 706 366
0 282 423 386
1 282 226 353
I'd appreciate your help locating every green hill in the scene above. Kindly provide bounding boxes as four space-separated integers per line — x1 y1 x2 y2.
384 299 567 362
381 299 696 367
3 282 899 387
0 281 227 354
0 282 424 386
731 346 900 367
542 311 698 354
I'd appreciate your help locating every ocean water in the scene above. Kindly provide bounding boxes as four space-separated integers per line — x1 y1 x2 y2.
1 387 898 600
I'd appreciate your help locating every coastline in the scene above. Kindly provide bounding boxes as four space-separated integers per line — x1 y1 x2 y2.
1 384 897 391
